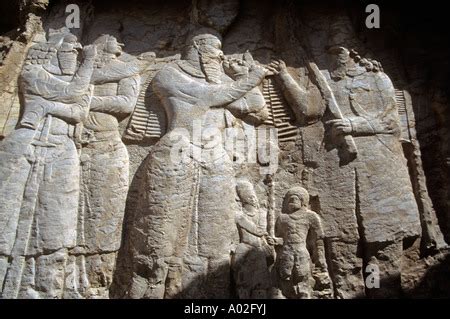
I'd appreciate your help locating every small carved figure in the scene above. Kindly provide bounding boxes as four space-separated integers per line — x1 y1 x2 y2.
232 179 274 299
274 186 331 299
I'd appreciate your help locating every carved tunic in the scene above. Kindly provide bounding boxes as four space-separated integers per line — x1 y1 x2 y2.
329 69 422 243
0 60 93 257
78 63 140 254
128 61 265 298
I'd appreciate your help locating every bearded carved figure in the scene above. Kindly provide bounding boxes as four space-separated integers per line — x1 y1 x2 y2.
65 34 146 299
122 29 269 299
269 46 423 297
232 179 275 299
0 30 96 299
0 1 447 301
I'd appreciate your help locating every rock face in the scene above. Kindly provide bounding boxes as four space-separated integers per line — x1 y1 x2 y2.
0 0 449 299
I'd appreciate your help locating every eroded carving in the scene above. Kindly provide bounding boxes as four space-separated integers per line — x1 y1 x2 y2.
0 0 447 300
273 186 332 299
232 179 274 299
124 29 268 299
0 30 96 298
66 35 146 299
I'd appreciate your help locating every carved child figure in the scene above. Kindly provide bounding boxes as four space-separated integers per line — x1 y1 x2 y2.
274 186 331 299
222 53 269 125
232 179 274 299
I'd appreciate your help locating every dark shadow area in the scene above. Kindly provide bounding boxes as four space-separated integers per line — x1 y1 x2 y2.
0 2 20 35
403 250 450 298
112 234 450 299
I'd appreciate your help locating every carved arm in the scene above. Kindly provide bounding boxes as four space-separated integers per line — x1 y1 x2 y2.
89 75 140 116
235 211 267 237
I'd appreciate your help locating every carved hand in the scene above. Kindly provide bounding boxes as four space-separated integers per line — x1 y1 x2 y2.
248 64 268 82
266 60 287 75
83 45 97 59
326 118 352 135
256 226 269 237
265 235 283 246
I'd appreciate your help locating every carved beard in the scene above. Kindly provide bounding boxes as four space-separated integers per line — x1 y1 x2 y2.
330 53 351 80
57 51 78 75
243 202 259 217
330 62 347 80
199 50 223 84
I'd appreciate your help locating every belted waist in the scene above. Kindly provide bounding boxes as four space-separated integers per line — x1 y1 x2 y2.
80 129 121 143
19 121 75 138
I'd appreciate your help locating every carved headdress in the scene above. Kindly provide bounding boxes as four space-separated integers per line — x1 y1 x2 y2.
24 28 81 74
184 27 222 48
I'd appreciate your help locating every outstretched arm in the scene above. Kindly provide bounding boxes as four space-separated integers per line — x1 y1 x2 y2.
46 93 91 124
153 64 267 109
268 60 325 124
91 59 141 84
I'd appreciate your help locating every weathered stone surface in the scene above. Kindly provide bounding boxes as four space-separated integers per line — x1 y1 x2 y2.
0 0 448 299
274 186 333 299
0 28 96 298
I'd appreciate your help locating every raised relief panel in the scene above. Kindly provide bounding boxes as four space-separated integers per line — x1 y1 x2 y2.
274 186 333 299
0 0 447 300
0 29 96 299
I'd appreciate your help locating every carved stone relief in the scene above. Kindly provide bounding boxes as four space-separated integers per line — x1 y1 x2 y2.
0 29 96 298
0 0 448 299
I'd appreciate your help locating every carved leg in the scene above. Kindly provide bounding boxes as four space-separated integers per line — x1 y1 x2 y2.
17 257 38 298
327 239 365 298
82 252 117 298
194 155 237 298
0 138 32 260
26 249 69 299
205 255 232 298
164 257 183 298
63 254 87 299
